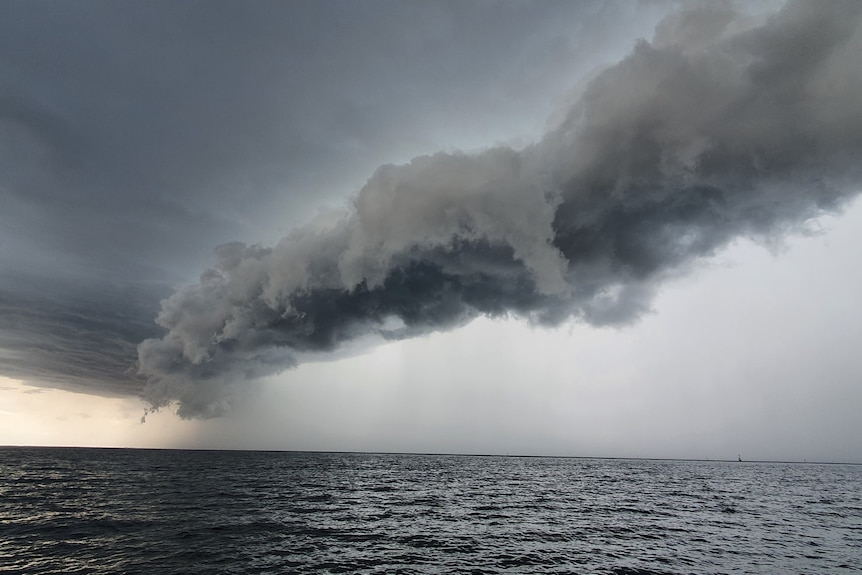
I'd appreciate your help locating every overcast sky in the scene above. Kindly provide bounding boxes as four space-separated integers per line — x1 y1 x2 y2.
2 0 861 462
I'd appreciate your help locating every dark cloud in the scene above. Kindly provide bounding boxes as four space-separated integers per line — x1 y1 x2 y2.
0 277 167 395
137 1 862 417
2 0 657 397
1 0 644 279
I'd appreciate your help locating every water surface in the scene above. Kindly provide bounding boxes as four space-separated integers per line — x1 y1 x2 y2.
1 448 860 574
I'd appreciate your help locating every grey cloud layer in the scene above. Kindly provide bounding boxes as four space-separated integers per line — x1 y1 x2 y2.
139 1 862 418
0 281 163 395
4 0 649 396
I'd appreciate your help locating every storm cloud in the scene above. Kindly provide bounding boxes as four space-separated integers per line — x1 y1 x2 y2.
138 1 862 417
2 0 658 399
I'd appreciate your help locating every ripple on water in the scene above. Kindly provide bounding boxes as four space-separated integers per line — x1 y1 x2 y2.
1 449 861 574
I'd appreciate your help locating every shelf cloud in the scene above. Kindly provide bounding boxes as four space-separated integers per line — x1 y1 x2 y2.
138 1 862 417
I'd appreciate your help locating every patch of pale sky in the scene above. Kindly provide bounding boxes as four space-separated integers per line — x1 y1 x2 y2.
0 376 197 448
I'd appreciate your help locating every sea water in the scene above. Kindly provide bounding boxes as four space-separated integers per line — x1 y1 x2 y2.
1 447 860 574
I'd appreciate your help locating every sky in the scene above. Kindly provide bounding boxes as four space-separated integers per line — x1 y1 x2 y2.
1 0 861 462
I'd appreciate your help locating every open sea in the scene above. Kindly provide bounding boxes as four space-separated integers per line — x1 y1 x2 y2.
1 448 860 574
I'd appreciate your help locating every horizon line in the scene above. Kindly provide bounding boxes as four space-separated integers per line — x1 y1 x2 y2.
2 444 860 466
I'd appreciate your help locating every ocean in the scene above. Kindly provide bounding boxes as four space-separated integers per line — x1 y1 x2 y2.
1 448 860 574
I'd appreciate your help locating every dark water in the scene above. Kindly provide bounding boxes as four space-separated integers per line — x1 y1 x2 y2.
1 448 860 574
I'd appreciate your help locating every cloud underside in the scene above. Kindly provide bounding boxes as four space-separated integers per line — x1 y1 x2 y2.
0 283 165 396
137 1 862 418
